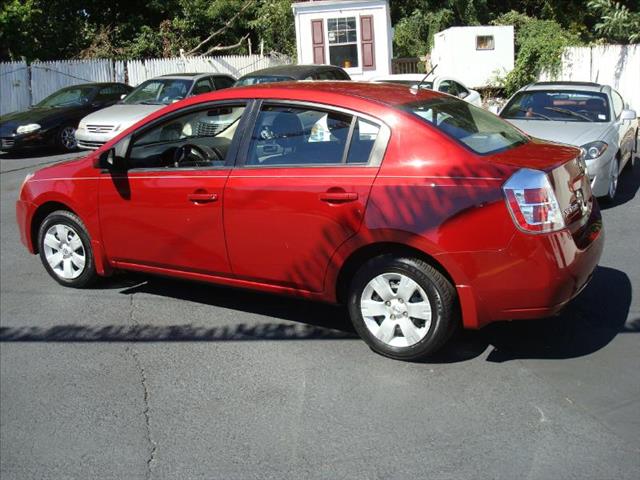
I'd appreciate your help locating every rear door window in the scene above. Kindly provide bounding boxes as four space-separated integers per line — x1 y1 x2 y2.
243 104 382 167
192 78 213 96
212 76 235 90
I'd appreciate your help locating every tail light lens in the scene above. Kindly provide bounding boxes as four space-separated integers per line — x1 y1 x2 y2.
503 168 565 233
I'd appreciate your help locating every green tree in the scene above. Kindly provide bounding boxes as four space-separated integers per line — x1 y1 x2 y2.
588 0 640 43
393 9 455 57
249 0 296 56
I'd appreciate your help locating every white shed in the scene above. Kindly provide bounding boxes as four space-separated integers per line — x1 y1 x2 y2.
431 26 514 88
292 0 393 80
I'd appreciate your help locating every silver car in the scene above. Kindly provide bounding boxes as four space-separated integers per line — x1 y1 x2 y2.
75 73 235 150
500 81 638 201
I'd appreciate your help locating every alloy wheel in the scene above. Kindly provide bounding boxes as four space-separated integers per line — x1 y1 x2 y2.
60 126 77 150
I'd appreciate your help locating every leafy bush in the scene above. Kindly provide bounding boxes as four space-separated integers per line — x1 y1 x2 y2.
494 11 580 95
393 9 454 58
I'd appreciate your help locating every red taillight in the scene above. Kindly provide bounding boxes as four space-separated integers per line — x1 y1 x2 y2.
503 169 565 233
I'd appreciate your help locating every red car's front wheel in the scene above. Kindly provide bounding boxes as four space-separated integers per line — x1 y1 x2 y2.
38 210 97 288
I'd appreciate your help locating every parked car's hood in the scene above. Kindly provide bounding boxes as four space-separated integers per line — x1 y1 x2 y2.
79 104 162 129
0 106 86 135
506 119 613 147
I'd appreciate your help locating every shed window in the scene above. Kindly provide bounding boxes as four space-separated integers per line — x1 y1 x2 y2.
328 17 359 68
476 35 494 50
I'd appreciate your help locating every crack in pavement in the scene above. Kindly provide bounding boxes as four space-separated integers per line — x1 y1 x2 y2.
126 294 158 479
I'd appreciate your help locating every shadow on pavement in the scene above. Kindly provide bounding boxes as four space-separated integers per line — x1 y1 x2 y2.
0 266 633 364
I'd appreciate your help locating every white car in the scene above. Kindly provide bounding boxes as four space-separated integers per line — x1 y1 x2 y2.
500 81 638 201
370 74 482 107
75 73 235 150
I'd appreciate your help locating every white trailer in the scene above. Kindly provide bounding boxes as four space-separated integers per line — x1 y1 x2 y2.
431 26 514 88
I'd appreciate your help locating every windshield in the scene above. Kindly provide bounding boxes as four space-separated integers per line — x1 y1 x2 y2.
501 90 610 123
400 97 528 154
123 79 192 105
235 75 294 86
36 86 96 108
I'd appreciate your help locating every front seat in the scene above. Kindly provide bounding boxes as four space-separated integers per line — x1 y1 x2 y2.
254 111 304 165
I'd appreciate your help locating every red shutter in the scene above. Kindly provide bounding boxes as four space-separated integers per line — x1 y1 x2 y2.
311 19 325 65
360 15 375 70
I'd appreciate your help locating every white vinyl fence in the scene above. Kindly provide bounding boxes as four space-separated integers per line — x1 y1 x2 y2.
0 54 290 115
540 44 640 113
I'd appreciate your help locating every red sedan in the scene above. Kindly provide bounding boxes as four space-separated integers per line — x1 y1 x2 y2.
16 82 604 360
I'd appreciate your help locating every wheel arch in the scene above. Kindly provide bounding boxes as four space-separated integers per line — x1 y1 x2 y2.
334 242 456 304
30 201 78 254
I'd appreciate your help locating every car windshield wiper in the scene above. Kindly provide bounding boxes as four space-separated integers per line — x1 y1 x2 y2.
139 100 163 105
544 107 593 122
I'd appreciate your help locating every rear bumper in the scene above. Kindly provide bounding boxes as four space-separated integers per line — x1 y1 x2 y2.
453 203 604 329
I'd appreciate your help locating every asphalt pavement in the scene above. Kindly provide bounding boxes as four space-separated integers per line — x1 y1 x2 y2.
1 149 639 479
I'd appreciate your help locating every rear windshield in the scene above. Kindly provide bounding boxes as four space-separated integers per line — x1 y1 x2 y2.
399 97 528 154
235 75 294 86
501 90 610 123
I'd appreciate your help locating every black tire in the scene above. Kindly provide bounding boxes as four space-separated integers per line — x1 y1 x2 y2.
57 124 78 152
347 255 459 361
37 210 97 288
603 155 620 204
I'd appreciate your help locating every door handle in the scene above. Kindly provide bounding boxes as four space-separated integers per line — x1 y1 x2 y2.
188 192 218 203
319 192 358 203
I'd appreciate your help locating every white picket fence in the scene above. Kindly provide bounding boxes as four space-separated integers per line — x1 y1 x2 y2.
0 55 290 115
126 55 284 86
540 44 640 112
0 61 30 115
29 59 125 105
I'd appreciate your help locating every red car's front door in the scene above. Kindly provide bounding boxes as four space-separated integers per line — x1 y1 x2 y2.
223 102 389 292
98 103 248 275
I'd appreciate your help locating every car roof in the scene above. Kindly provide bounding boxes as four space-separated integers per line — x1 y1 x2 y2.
57 82 127 89
216 81 443 107
238 64 346 80
523 81 610 93
158 73 235 79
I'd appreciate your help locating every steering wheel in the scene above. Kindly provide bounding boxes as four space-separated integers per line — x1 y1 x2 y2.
173 143 224 167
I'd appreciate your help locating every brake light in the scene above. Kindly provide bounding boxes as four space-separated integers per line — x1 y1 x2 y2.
503 168 565 233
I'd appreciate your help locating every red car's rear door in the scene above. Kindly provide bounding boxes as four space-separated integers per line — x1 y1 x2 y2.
223 101 389 292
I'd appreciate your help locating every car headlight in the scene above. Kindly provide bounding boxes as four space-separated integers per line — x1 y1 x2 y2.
580 141 608 160
16 123 41 134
